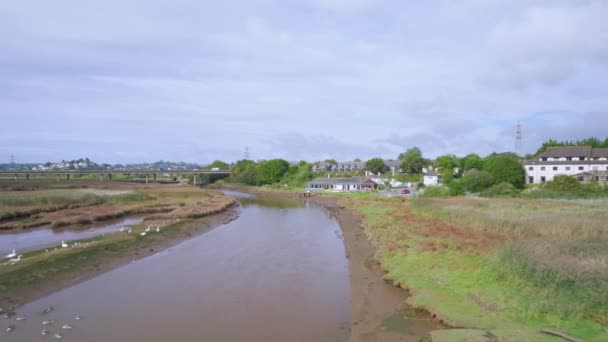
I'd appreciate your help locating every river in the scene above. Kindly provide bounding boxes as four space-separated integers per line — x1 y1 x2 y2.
1 190 350 341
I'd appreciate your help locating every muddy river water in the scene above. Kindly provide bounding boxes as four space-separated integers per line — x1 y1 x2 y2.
1 191 350 341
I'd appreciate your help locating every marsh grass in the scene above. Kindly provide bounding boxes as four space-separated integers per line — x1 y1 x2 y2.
348 197 608 341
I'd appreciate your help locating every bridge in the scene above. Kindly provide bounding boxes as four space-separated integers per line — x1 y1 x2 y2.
0 169 231 184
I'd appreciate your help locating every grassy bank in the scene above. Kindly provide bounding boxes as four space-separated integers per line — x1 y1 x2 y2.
342 196 608 341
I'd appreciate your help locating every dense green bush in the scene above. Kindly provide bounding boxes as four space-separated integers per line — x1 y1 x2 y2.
483 153 525 189
479 182 520 197
460 171 495 193
544 175 583 192
256 159 290 185
448 180 465 196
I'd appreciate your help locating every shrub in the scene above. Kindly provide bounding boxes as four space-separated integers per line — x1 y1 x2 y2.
483 153 525 189
545 175 582 192
460 171 495 193
448 180 465 196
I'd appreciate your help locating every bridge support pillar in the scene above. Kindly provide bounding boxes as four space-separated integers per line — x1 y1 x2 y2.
193 174 197 185
66 174 70 180
26 174 29 180
99 175 103 181
14 174 18 180
153 173 156 182
146 175 149 184
108 174 112 181
57 175 60 181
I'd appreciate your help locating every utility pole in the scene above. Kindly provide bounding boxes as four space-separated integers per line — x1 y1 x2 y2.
10 155 15 170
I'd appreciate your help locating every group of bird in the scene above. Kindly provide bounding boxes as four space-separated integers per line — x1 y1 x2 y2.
3 238 79 266
119 223 161 236
2 304 82 339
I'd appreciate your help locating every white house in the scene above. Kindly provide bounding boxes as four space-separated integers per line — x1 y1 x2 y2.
524 146 608 184
305 176 378 192
423 171 439 186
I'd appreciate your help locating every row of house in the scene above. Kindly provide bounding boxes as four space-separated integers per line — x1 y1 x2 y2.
311 160 402 174
524 146 608 184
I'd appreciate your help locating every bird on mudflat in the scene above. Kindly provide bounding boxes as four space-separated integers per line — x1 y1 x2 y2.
62 324 72 330
42 329 49 335
8 255 22 265
5 249 16 259
54 332 63 339
15 315 26 321
61 241 68 248
42 319 54 325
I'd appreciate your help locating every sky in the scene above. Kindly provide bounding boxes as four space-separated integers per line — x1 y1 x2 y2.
1 0 607 164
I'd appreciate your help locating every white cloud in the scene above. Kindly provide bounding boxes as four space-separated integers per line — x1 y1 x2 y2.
482 1 608 88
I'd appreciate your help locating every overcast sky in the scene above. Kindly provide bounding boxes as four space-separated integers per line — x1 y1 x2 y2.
1 0 607 164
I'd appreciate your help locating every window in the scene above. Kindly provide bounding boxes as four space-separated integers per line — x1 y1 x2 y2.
565 166 571 171
540 176 546 183
528 176 534 184
579 166 584 171
553 166 558 171
528 167 533 171
540 167 546 171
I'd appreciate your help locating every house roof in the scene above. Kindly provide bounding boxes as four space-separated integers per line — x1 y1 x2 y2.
424 171 438 176
538 146 593 158
308 176 376 185
591 148 608 158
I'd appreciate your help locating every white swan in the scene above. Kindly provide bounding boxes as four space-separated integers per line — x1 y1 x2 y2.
119 226 125 232
156 227 160 233
61 241 68 248
8 255 22 264
140 231 146 236
6 249 16 259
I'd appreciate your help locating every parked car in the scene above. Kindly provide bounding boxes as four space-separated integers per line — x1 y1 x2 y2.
400 188 411 194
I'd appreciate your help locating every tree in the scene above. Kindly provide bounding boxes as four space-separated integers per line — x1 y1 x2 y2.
324 159 338 165
483 153 525 189
460 171 495 193
209 160 229 170
398 147 425 174
365 158 386 174
434 155 458 177
256 159 290 185
353 158 362 162
229 160 257 185
462 154 485 171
